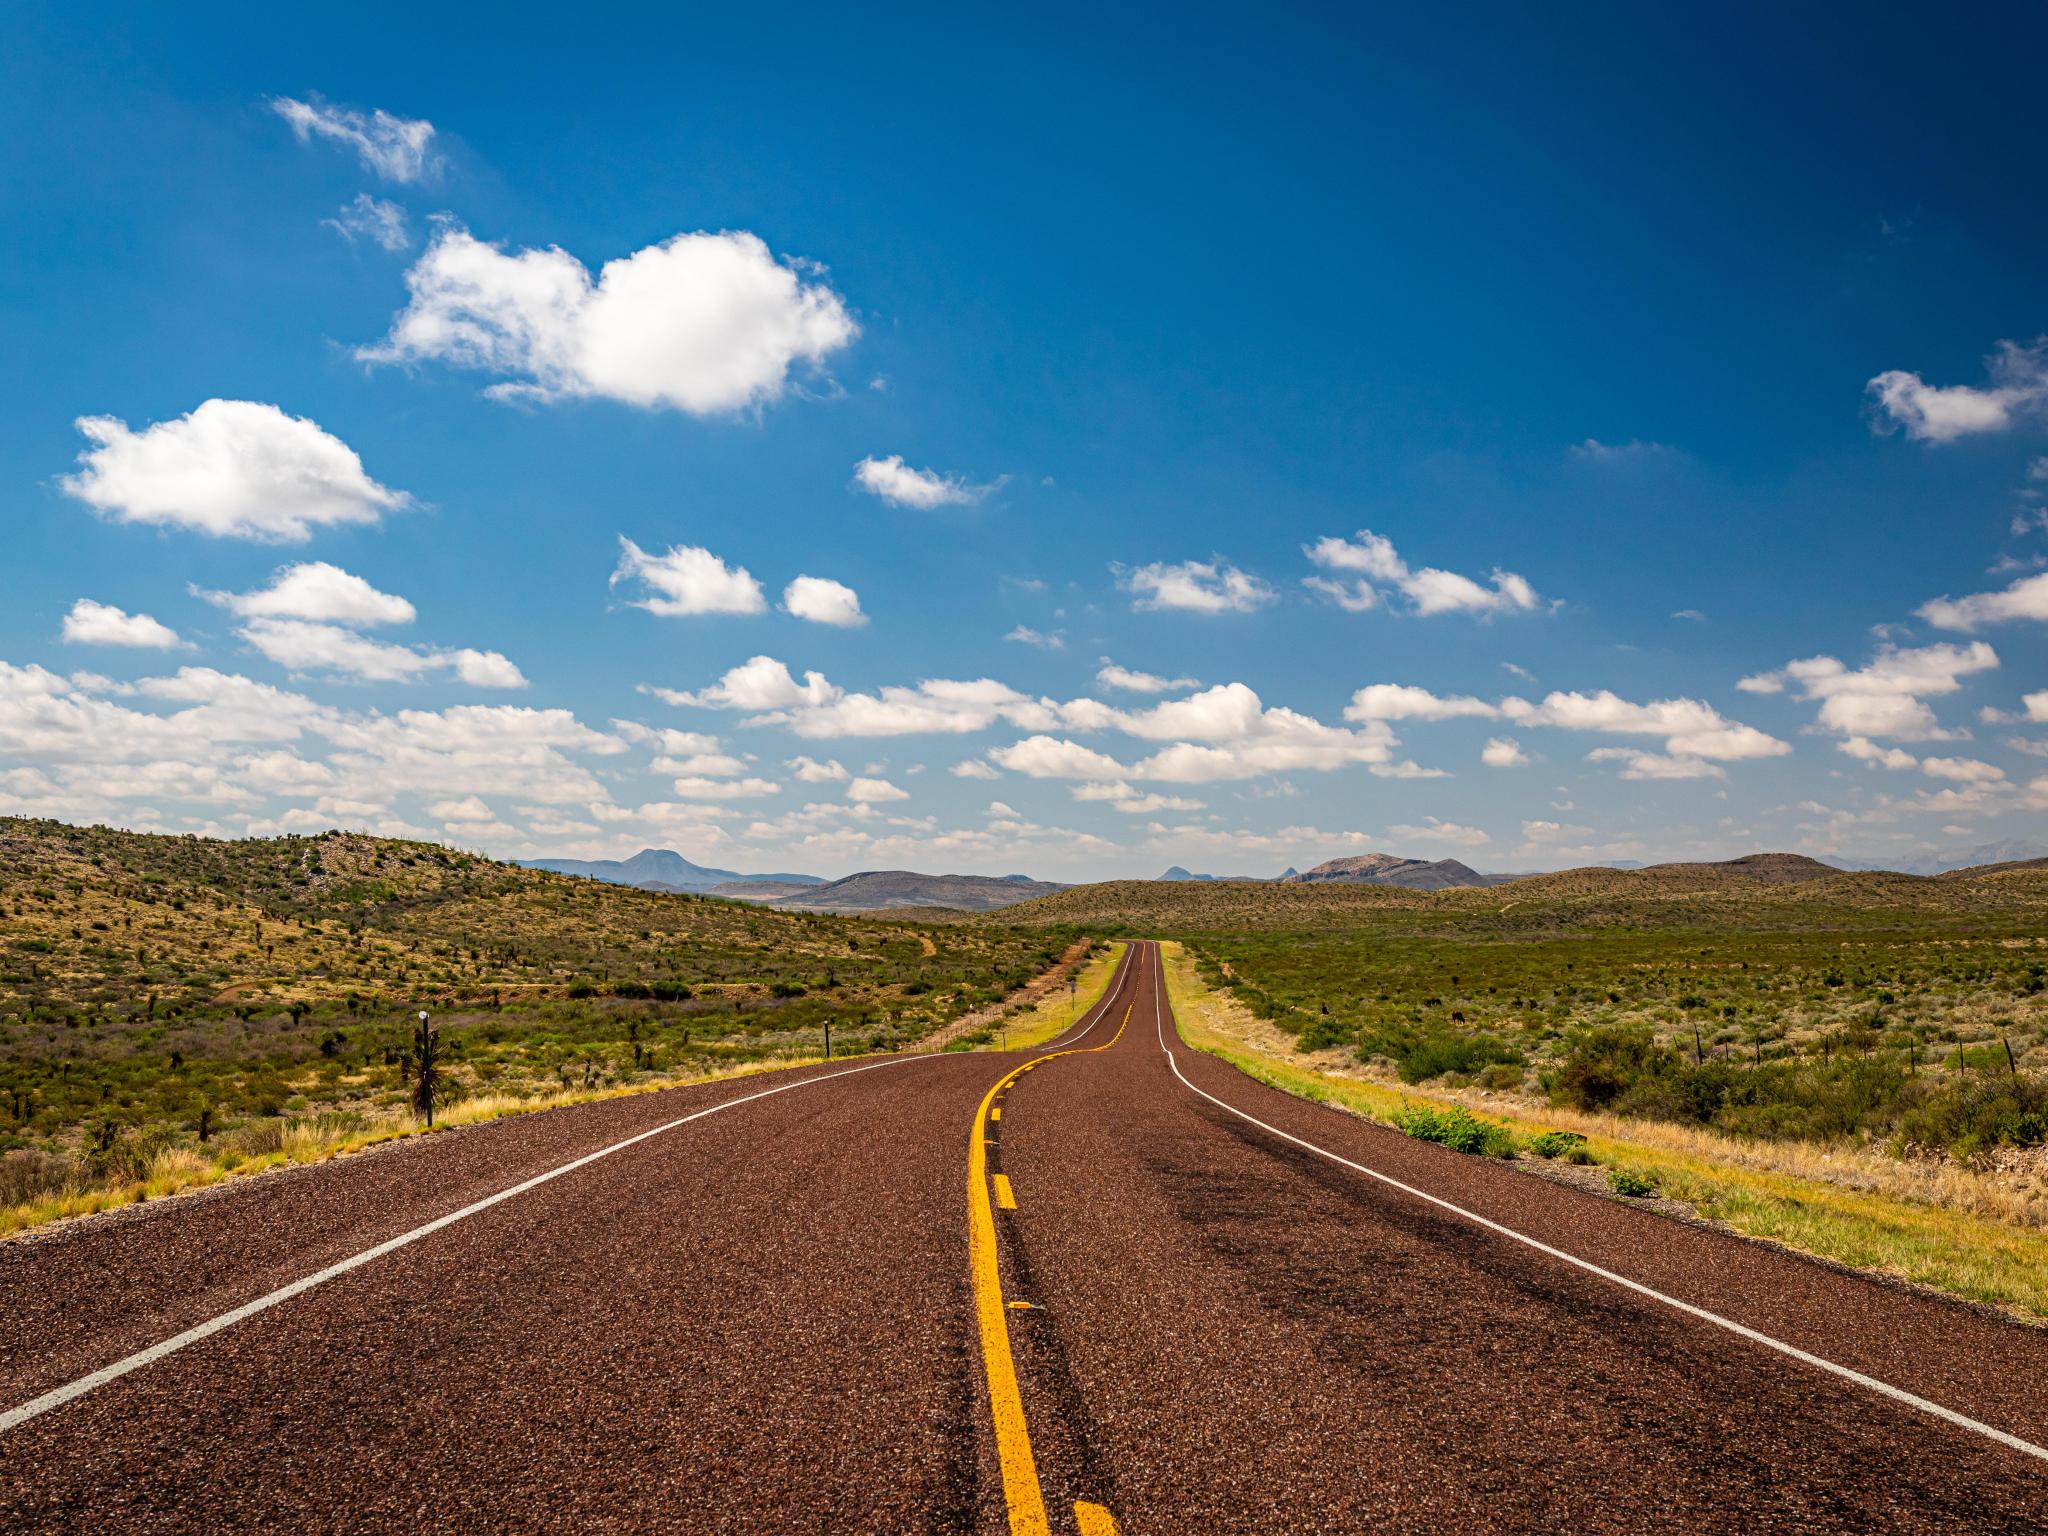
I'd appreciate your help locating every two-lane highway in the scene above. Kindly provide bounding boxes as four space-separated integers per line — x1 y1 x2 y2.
2 940 2044 1532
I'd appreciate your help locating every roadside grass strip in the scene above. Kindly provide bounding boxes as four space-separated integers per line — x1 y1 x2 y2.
1158 942 2048 1322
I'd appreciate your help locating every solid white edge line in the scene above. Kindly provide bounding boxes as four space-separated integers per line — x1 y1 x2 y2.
1144 941 2048 1467
0 1052 934 1436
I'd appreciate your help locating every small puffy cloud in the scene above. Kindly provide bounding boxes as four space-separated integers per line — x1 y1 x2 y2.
1119 558 1274 614
989 736 1129 781
61 400 410 542
675 658 1055 739
428 795 494 822
1005 625 1064 649
1096 662 1198 694
269 96 436 182
1917 570 2048 631
1384 817 1490 847
672 775 779 800
1071 781 1204 814
950 759 1000 780
238 618 526 688
662 655 837 712
1344 683 1499 722
362 225 856 415
451 649 527 688
202 562 416 626
852 455 997 509
788 755 849 783
1304 530 1541 617
1920 756 2005 784
324 194 410 251
1741 642 1998 741
1838 737 1917 770
1866 339 2048 442
846 775 909 803
1587 748 1727 781
1481 736 1527 768
612 536 766 617
62 599 182 650
782 575 865 627
1503 689 1787 760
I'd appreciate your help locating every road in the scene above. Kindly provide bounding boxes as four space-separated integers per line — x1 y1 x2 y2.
2 941 2044 1531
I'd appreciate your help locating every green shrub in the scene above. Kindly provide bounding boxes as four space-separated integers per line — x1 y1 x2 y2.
1393 1104 1516 1158
1608 1168 1659 1197
1525 1129 1587 1159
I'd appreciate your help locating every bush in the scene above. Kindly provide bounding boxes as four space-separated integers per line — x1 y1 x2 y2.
1360 1025 1522 1084
1899 1074 2048 1162
1608 1168 1659 1198
1525 1129 1587 1160
0 1148 78 1207
1393 1104 1516 1158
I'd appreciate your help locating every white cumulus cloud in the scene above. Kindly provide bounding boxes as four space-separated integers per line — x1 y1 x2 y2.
782 575 865 627
1917 570 2048 630
1304 530 1542 616
61 600 182 650
1740 642 1998 742
852 455 997 509
363 225 856 415
61 400 410 542
1481 736 1527 767
1866 339 2048 443
846 776 909 803
201 562 416 626
1096 662 1199 694
612 536 766 617
1119 559 1274 614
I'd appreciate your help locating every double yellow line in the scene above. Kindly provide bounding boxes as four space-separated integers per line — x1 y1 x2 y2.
967 996 1133 1535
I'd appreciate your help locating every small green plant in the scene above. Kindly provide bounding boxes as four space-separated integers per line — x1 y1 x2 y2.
1393 1104 1516 1158
1608 1167 1659 1198
1524 1129 1587 1159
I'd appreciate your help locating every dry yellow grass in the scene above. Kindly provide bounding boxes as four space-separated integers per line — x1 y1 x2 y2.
1158 941 2048 1321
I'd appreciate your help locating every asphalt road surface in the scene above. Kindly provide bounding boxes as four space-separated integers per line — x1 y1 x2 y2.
2 941 2044 1532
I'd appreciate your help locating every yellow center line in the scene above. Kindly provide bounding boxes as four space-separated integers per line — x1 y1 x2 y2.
991 1106 1002 1121
993 1173 1017 1209
1074 1501 1121 1535
966 956 1140 1536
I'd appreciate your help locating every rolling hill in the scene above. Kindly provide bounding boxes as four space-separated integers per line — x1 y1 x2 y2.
715 870 1068 913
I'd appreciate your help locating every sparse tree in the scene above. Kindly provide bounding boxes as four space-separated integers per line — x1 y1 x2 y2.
412 1011 441 1126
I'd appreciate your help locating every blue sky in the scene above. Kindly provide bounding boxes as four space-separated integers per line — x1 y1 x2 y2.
4 3 2047 878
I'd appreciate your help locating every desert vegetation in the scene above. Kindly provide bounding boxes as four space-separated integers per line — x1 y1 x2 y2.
0 818 1075 1233
1010 858 2048 1168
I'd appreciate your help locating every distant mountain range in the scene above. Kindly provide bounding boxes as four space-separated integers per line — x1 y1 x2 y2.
521 849 1061 912
520 848 824 893
711 870 1067 913
1284 854 1508 890
1158 854 1502 890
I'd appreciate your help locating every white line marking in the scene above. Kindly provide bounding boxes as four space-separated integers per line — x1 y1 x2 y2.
0 1053 934 1436
1144 942 2048 1467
